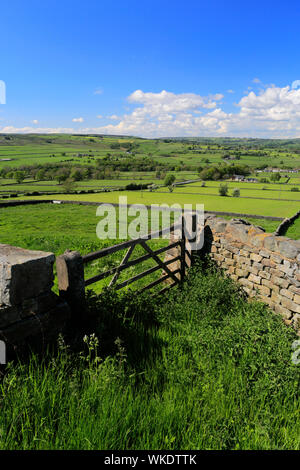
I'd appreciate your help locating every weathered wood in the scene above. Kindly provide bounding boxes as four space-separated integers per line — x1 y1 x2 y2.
140 240 180 285
84 240 181 287
139 269 181 293
109 244 135 287
82 221 185 296
113 256 181 291
82 222 181 264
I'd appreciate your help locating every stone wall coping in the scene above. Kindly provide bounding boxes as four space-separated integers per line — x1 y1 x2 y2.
0 244 55 264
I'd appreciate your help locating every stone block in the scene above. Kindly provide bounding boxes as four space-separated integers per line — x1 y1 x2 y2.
0 244 55 307
259 250 270 259
280 297 300 314
262 258 276 268
248 273 261 285
294 294 300 305
262 279 279 293
274 304 292 319
259 270 271 280
280 288 294 300
250 253 263 263
236 268 249 278
256 285 271 297
271 275 289 289
239 278 254 290
278 240 300 260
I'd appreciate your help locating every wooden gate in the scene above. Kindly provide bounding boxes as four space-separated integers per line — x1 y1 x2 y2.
82 221 186 295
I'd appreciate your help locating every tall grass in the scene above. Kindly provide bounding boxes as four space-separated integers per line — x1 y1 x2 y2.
0 262 299 450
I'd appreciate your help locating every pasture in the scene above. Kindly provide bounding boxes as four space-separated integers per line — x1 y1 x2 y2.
1 134 300 170
11 190 299 219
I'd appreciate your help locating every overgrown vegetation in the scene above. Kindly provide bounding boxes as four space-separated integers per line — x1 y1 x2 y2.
0 262 299 450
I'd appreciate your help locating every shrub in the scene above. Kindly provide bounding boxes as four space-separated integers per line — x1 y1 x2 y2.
232 188 240 197
219 183 229 196
291 187 299 192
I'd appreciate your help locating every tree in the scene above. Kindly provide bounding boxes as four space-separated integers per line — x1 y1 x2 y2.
164 174 176 187
14 171 26 184
71 169 84 181
219 183 229 196
61 178 77 193
270 173 281 182
232 188 240 197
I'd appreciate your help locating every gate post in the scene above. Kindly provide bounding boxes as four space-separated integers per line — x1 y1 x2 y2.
56 250 86 321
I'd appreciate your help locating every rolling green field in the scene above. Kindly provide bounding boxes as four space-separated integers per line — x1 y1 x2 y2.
1 134 300 170
11 190 299 218
1 134 299 223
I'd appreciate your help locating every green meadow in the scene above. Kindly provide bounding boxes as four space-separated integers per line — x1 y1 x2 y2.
11 190 299 218
1 134 300 170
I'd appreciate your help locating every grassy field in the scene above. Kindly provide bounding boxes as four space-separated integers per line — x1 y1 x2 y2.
1 134 300 170
10 190 299 218
285 217 300 240
0 264 299 450
1 134 299 224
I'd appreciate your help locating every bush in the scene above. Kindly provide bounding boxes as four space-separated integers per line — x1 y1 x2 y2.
291 187 299 192
219 183 229 196
232 188 240 197
125 183 149 190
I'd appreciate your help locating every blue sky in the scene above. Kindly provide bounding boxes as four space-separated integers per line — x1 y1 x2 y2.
0 0 300 137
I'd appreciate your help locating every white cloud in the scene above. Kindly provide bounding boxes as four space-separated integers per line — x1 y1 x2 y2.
292 80 300 90
32 119 39 124
89 85 300 138
94 88 103 95
0 126 77 133
227 89 235 94
108 114 120 120
96 115 103 119
2 83 300 138
127 89 223 113
253 78 261 84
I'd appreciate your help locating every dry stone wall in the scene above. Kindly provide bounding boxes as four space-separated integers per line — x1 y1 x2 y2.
0 244 70 350
202 216 300 331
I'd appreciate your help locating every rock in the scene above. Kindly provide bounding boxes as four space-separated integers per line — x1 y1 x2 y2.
278 240 300 260
0 244 55 307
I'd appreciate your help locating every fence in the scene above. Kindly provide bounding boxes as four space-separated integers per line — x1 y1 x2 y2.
56 218 192 319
